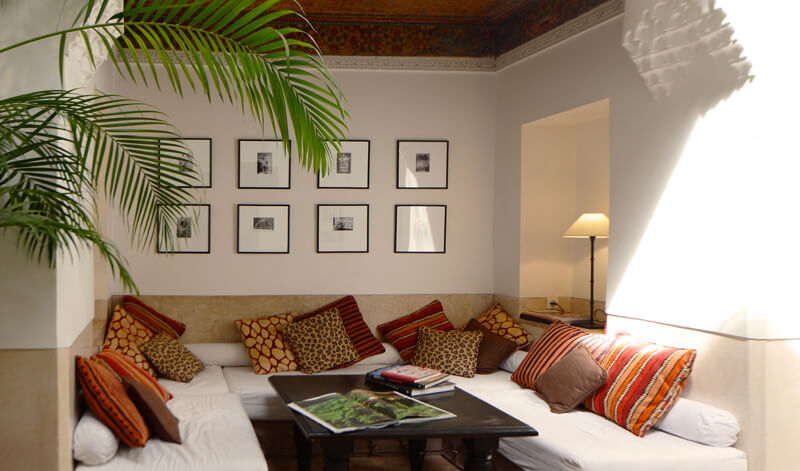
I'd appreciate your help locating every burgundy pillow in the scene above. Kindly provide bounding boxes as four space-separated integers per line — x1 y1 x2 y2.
122 376 181 444
463 319 518 374
377 300 455 362
534 345 607 413
295 296 384 364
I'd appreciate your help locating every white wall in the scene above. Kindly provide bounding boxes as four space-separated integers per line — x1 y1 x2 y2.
0 0 94 349
98 67 497 295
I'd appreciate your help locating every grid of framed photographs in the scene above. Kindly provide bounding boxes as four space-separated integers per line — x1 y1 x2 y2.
155 137 450 256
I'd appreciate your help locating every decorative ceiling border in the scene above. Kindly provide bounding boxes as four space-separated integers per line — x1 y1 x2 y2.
121 1 623 74
495 0 624 70
324 0 624 72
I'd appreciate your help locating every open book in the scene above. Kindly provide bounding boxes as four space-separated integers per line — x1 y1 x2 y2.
287 389 456 434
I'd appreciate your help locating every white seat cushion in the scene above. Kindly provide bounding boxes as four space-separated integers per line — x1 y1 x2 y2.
75 394 267 471
157 365 229 396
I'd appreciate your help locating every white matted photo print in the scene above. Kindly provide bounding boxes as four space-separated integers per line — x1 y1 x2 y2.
157 204 210 254
179 138 212 188
237 205 289 254
318 140 370 188
317 204 369 253
396 140 449 189
238 139 291 188
394 205 446 253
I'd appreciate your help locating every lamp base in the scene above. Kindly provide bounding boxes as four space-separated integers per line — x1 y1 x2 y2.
570 319 606 330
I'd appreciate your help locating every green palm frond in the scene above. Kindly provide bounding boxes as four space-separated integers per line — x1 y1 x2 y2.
0 90 198 291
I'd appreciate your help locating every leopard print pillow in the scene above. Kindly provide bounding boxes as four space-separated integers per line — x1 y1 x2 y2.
411 326 482 377
139 331 204 383
282 309 359 374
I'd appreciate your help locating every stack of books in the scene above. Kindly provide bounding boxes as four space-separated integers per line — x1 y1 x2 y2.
365 365 455 397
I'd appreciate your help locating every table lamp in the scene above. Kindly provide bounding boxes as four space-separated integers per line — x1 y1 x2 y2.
563 213 609 329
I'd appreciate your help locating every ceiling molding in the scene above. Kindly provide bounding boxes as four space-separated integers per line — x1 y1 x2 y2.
323 55 496 72
496 0 624 70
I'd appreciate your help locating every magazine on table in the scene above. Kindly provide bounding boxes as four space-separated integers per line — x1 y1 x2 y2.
287 389 456 434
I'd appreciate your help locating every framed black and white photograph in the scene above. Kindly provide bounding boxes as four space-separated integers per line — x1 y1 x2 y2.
317 140 370 189
317 204 369 253
237 204 289 254
157 204 211 254
396 140 449 189
159 138 212 188
238 139 291 189
394 204 447 253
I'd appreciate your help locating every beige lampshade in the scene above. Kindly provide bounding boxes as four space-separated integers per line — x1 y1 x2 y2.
563 213 609 238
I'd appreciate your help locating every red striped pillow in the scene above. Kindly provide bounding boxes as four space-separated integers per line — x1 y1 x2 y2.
585 335 696 436
122 296 186 339
296 296 384 364
511 321 612 391
93 349 172 402
377 300 455 362
76 356 150 448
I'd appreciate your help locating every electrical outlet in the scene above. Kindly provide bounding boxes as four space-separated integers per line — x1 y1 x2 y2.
546 297 559 309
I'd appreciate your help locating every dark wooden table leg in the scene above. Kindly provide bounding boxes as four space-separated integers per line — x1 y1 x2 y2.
294 423 312 471
463 437 499 471
322 439 354 471
408 439 427 471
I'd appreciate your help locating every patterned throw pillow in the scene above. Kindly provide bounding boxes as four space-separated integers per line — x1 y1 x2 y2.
75 356 149 448
93 349 172 402
476 303 533 349
282 309 359 374
102 306 158 378
511 320 612 391
411 326 482 377
295 296 385 364
377 300 455 362
140 331 205 383
235 313 298 374
121 296 186 338
585 335 697 437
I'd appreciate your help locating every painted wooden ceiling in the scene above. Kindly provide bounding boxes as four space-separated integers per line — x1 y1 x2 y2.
270 0 612 57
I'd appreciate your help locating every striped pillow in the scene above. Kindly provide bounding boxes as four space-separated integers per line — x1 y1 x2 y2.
76 356 149 448
296 296 384 364
121 296 186 339
93 349 172 402
377 300 455 362
511 320 612 391
585 335 697 436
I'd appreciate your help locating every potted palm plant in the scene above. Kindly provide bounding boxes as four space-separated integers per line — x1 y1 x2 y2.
0 0 347 291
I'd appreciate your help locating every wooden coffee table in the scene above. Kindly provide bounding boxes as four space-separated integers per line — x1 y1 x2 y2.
269 375 538 471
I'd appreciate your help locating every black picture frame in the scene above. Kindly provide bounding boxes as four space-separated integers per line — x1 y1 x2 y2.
236 204 290 254
158 137 213 189
317 139 371 189
316 204 369 253
396 139 449 189
156 203 211 254
238 139 292 189
394 204 447 253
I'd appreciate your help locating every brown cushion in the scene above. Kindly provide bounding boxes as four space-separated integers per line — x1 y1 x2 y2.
463 319 518 374
410 326 482 377
75 356 150 447
140 331 205 382
122 376 182 443
534 345 607 413
282 309 360 374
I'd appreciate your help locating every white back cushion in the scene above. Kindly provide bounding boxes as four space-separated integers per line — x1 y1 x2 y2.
185 343 251 367
655 398 740 447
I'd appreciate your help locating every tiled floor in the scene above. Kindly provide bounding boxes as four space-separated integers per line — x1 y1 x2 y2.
267 454 460 471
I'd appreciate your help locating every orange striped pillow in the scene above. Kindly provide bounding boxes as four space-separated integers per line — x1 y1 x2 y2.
511 321 613 391
377 300 454 362
121 296 186 339
93 349 172 402
76 356 150 448
585 335 696 436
